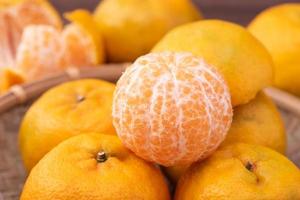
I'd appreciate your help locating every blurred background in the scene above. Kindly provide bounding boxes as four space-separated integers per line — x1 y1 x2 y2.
51 0 298 25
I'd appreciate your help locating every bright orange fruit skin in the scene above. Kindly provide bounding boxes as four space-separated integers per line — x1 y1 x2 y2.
20 133 171 200
174 143 300 200
19 79 116 171
94 0 202 62
153 20 274 106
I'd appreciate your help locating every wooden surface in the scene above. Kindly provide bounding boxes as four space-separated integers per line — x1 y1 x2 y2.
50 0 299 25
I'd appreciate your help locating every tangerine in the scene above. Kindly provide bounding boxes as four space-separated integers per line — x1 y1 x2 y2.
112 52 233 166
94 0 202 62
153 20 274 106
248 3 300 96
19 79 116 171
175 143 300 200
20 133 171 200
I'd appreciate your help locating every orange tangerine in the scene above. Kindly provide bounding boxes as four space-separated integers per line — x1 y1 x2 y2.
19 79 116 171
112 52 233 166
20 133 171 200
94 0 202 62
174 143 300 200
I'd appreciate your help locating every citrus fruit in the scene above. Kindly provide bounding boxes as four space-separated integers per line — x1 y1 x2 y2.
20 133 171 200
94 0 202 62
16 25 65 81
248 3 300 96
112 52 233 167
222 91 286 153
175 143 300 200
19 79 116 171
64 9 105 66
0 68 24 93
153 19 274 106
0 0 23 9
0 0 62 68
0 12 17 67
7 0 62 30
163 92 287 183
16 18 104 81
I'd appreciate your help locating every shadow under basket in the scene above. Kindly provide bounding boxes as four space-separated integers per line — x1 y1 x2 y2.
0 64 300 200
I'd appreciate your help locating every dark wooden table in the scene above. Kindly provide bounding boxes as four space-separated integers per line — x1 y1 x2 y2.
50 0 298 25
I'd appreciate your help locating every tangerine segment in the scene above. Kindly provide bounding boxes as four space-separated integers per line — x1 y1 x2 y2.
7 0 62 30
16 25 65 80
0 0 23 9
0 11 17 67
63 24 98 68
0 68 24 93
64 9 105 64
113 52 233 166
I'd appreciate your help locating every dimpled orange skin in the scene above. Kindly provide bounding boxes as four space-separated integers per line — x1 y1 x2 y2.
221 91 286 153
248 4 300 96
19 79 116 171
153 20 274 106
113 52 233 167
20 133 171 200
174 143 300 200
94 0 202 62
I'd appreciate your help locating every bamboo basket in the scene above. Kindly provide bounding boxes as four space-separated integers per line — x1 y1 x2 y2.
0 65 300 200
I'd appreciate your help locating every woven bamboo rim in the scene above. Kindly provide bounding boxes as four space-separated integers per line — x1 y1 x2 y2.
0 63 299 115
0 64 128 113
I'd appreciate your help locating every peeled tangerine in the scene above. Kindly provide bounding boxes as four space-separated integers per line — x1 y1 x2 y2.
16 10 104 81
112 52 233 166
0 0 62 90
0 0 62 68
